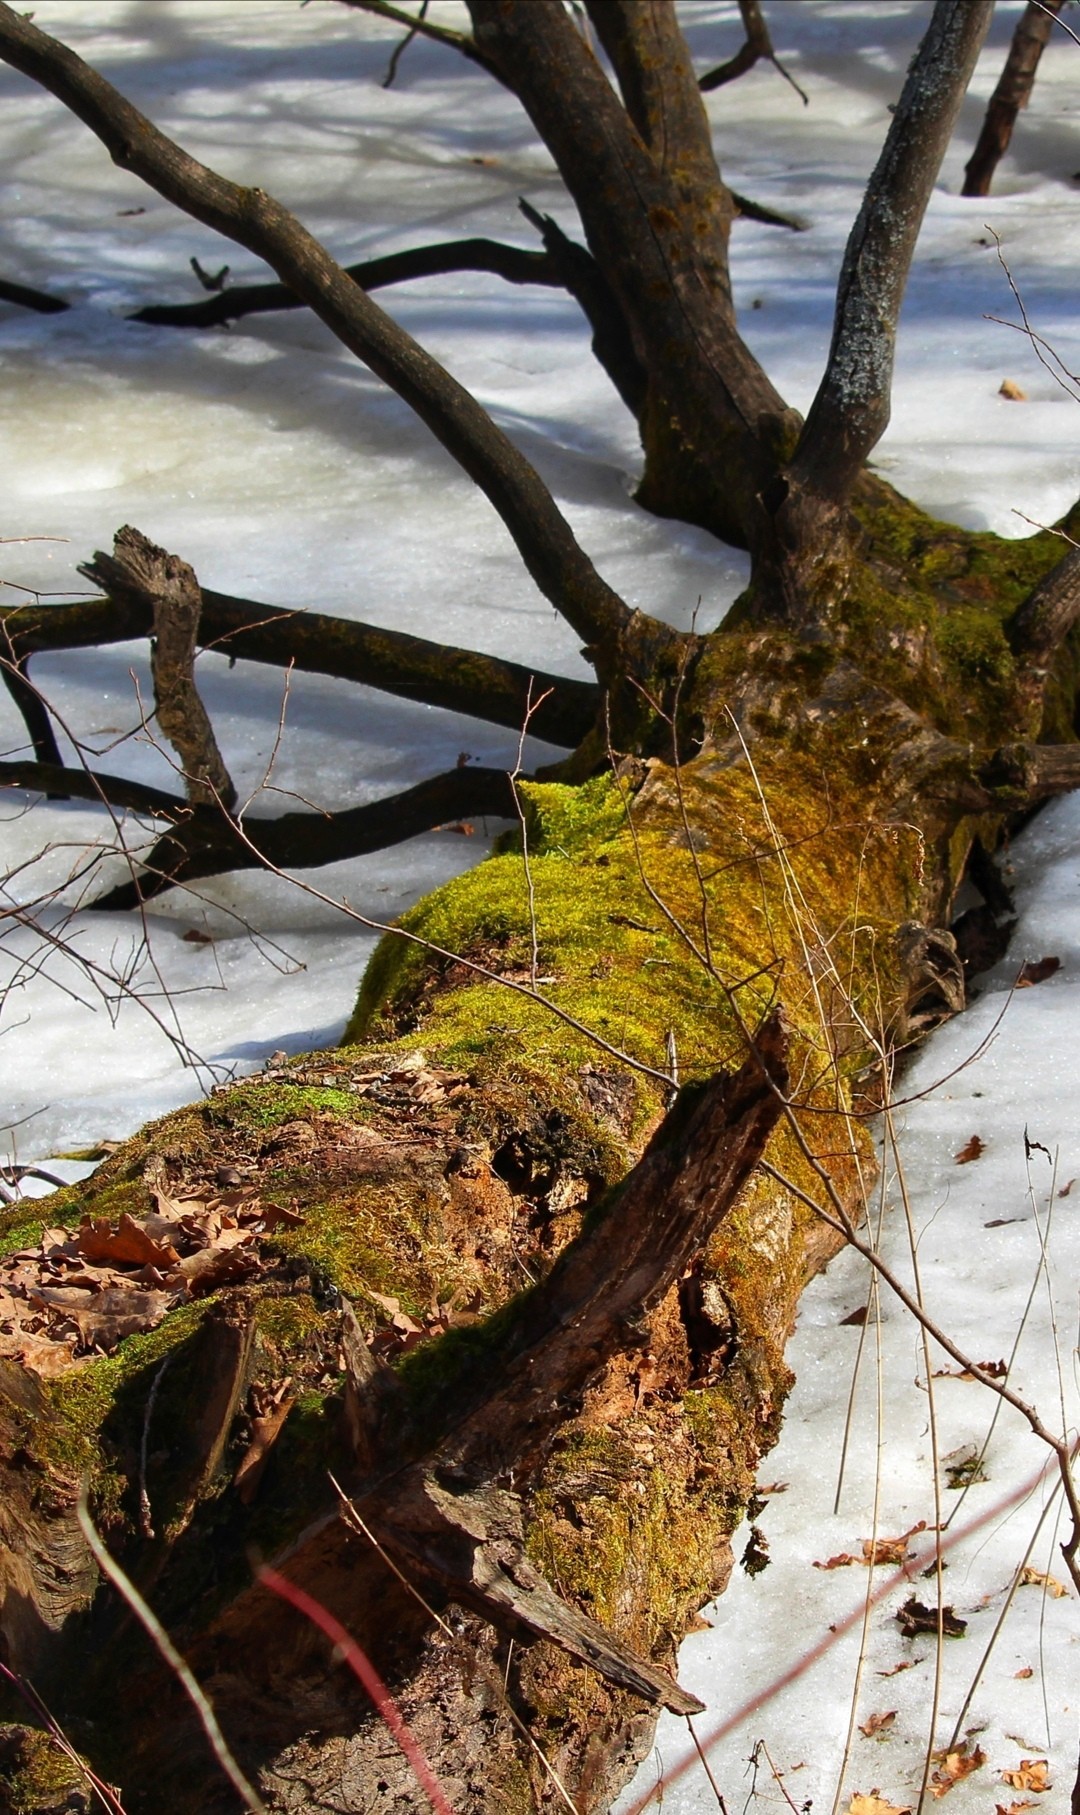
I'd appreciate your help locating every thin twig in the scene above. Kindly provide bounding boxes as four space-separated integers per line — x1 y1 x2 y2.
138 1355 173 1540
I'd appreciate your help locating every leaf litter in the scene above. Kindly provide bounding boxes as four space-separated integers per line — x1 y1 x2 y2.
0 1177 305 1373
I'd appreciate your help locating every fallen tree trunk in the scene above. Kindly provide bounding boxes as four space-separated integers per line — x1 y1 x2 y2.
4 3 1080 1808
4 494 1076 1808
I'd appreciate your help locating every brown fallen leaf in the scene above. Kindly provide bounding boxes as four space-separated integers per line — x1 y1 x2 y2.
181 928 214 943
862 1522 926 1567
815 1552 860 1570
1014 1666 1033 1680
929 1742 985 1797
31 1284 179 1350
876 1659 916 1678
0 1328 86 1376
77 1212 180 1269
859 1710 896 1738
1016 956 1059 987
1000 1760 1050 1793
955 1134 985 1163
1018 1565 1069 1598
257 1200 305 1230
233 1395 296 1503
177 1241 259 1294
996 1802 1037 1814
1058 1177 1075 1198
999 378 1027 400
933 1357 1007 1380
896 1597 966 1639
846 1794 912 1815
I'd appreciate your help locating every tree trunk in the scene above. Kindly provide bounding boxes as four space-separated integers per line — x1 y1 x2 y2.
962 0 1064 198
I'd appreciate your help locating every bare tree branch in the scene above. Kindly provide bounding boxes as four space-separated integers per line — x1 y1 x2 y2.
0 758 187 818
332 0 503 82
789 0 994 507
3 582 600 748
469 0 789 543
0 652 64 779
87 764 518 909
963 0 1064 197
516 198 645 416
0 2 635 663
697 0 808 106
130 236 562 329
0 274 69 313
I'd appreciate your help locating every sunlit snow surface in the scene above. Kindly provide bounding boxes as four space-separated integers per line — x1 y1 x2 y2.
3 4 1080 1810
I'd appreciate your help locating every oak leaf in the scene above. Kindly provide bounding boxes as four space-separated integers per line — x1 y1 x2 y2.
929 1742 985 1796
1000 1760 1050 1793
846 1794 912 1815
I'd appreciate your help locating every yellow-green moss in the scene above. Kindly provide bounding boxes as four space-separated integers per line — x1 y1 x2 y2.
205 1081 370 1131
531 1440 710 1632
29 1300 214 1519
0 1726 87 1814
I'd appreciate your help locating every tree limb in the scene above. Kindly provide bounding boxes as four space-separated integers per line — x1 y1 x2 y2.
698 0 808 106
470 0 789 543
129 237 561 329
789 0 994 507
0 274 69 313
0 759 187 819
0 655 65 790
86 764 518 910
332 0 503 82
3 579 599 748
517 199 645 416
0 2 635 664
962 0 1064 198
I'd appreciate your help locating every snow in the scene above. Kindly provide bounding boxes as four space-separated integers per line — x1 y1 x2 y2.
2 4 1080 1811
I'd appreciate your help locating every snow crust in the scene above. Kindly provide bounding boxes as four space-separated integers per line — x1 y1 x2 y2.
2 5 1080 1810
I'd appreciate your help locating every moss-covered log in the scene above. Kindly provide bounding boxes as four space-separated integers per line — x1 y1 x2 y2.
4 4 1080 1810
4 487 1079 1811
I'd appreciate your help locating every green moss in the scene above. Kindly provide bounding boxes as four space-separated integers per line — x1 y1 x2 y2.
26 1301 211 1519
206 1081 370 1130
253 1291 327 1357
0 1725 87 1814
527 1426 717 1657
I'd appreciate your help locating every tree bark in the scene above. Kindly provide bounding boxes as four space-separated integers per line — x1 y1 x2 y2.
779 0 994 576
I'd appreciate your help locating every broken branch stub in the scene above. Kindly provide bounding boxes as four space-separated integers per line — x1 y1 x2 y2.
81 525 236 810
338 1015 788 1714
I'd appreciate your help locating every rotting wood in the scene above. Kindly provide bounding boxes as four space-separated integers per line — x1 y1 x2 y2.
83 527 236 811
